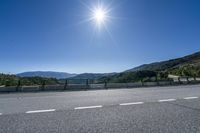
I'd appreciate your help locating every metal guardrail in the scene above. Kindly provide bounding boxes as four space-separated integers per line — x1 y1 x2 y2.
0 80 200 93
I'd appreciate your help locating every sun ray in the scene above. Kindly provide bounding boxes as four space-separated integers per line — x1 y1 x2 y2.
79 0 93 12
74 0 126 45
102 22 118 46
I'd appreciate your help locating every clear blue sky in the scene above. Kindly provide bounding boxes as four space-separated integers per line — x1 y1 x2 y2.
0 0 200 74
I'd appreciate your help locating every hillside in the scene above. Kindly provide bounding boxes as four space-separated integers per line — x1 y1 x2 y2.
17 71 77 79
69 73 117 80
99 51 200 83
126 52 200 72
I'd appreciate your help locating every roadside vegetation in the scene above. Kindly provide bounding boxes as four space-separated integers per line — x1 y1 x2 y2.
170 65 200 77
0 74 59 86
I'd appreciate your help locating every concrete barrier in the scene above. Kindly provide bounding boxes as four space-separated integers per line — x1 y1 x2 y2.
107 83 127 88
158 81 171 86
90 84 105 89
21 86 41 92
44 85 65 91
143 82 157 86
188 78 194 81
66 84 88 91
126 82 142 88
196 78 200 81
0 86 17 92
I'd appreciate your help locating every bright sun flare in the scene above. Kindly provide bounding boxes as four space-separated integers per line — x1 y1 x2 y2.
79 0 114 30
93 8 106 24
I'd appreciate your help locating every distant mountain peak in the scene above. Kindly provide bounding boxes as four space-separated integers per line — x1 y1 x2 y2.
17 71 77 79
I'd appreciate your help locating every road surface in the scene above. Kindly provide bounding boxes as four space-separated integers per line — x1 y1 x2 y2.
0 85 200 133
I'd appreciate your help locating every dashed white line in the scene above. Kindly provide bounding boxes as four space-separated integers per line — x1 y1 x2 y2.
3 96 199 114
74 105 102 110
183 97 198 100
158 99 176 102
26 109 56 114
120 102 144 106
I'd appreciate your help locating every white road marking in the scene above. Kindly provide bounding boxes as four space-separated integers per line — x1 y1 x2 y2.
0 113 2 115
26 109 56 114
120 102 144 106
158 99 176 102
74 105 102 110
183 97 198 100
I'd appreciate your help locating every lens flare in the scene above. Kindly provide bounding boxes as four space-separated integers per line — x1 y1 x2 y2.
93 8 106 25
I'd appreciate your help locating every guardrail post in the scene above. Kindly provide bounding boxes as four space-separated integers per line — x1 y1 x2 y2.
194 76 196 81
141 79 144 86
104 81 107 89
86 79 89 90
178 77 181 84
42 80 45 91
186 77 189 83
64 79 68 90
156 76 159 86
16 80 21 92
5 80 9 87
170 80 173 85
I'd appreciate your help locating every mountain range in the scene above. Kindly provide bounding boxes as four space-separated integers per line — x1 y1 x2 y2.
17 71 77 79
17 51 200 80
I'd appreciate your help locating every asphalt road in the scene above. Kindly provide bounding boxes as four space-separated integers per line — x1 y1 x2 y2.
0 85 200 133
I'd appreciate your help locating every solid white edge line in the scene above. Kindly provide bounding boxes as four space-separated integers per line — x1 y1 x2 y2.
26 109 56 114
120 102 144 106
184 97 198 100
158 99 176 102
74 105 102 110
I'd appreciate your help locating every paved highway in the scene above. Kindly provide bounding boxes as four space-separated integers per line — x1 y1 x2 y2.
0 85 200 133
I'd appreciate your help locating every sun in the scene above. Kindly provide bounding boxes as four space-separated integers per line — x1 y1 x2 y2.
77 0 119 44
79 0 116 30
93 8 106 25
